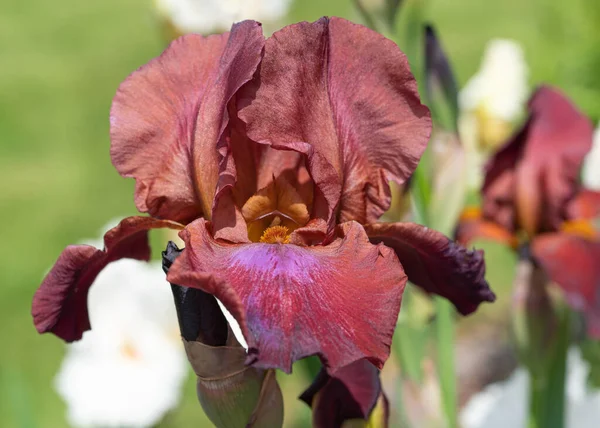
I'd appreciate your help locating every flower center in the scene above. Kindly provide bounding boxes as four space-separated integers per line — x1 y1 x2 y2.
241 174 311 242
120 340 140 360
260 225 291 244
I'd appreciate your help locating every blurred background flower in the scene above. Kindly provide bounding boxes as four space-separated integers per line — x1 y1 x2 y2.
582 124 600 190
53 223 187 428
154 0 292 37
459 38 529 190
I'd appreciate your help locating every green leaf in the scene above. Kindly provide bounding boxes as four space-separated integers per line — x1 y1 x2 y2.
579 339 600 389
427 131 468 235
393 285 434 383
423 25 460 132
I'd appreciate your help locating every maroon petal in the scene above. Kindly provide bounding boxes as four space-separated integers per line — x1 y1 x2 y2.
110 21 265 223
166 219 407 373
364 222 495 315
531 233 600 338
484 86 593 236
482 128 521 233
566 189 600 221
299 359 385 428
32 217 183 342
238 17 431 226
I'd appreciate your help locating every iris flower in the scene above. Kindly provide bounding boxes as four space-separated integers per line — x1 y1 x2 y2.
458 86 600 337
33 18 494 377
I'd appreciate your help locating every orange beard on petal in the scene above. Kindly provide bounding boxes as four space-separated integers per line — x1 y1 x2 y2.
559 219 598 241
241 174 312 243
260 225 291 244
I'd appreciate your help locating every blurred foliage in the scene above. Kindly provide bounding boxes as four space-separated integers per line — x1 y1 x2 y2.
1 0 599 427
580 339 600 389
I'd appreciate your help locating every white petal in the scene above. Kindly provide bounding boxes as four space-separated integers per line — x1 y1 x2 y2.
459 39 528 121
154 0 292 34
582 124 600 190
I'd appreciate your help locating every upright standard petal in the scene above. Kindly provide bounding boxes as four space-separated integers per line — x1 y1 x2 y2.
167 219 407 373
32 217 183 342
238 17 431 226
515 86 593 234
531 233 600 338
482 125 522 232
110 21 265 223
300 359 386 428
484 86 593 236
364 222 495 315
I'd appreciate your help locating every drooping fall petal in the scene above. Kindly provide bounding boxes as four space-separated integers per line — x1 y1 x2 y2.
32 217 183 342
163 244 284 428
483 86 594 236
110 21 265 223
299 359 387 428
167 219 407 373
238 17 431 226
364 222 495 315
531 233 600 338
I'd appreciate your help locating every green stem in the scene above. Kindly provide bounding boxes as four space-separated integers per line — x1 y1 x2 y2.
434 297 457 428
411 153 457 428
527 308 570 428
394 375 411 428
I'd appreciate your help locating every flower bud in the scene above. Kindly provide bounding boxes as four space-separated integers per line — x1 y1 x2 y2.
163 242 284 428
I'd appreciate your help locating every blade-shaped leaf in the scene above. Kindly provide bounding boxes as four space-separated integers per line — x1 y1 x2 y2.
424 24 459 131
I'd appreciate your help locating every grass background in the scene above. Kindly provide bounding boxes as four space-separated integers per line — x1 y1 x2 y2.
0 0 598 426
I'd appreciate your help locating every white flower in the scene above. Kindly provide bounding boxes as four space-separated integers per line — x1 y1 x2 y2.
460 348 600 428
460 39 528 123
54 224 187 428
154 0 292 35
582 124 600 190
458 39 528 190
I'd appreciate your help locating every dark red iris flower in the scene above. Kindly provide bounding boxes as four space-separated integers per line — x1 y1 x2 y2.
33 18 494 374
457 85 600 337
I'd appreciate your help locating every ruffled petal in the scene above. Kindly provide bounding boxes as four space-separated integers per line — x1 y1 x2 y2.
531 233 600 338
299 359 386 428
238 17 431 226
364 222 495 315
32 217 183 341
110 21 265 223
166 219 407 373
484 86 593 236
